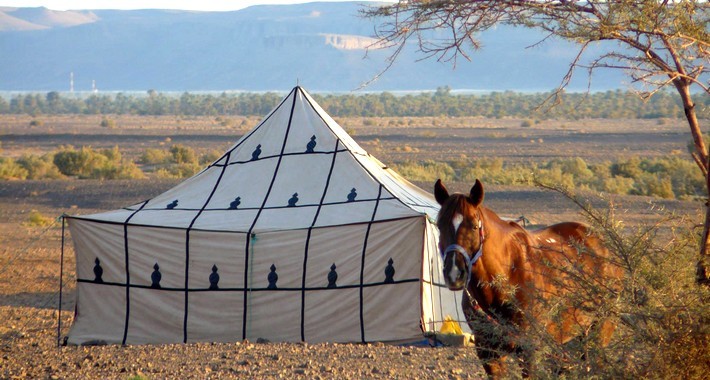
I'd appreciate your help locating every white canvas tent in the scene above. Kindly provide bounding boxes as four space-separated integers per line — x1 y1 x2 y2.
65 86 468 345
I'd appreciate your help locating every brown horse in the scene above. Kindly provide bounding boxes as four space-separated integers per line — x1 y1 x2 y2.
434 179 620 378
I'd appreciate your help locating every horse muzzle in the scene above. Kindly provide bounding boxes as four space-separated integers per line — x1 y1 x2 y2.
442 245 469 290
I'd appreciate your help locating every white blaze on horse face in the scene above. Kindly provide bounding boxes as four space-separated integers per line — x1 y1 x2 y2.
452 213 464 235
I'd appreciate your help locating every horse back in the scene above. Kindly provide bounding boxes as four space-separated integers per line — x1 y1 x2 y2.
530 221 620 292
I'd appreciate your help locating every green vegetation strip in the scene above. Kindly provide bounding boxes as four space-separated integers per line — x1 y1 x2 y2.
3 89 708 119
0 145 703 200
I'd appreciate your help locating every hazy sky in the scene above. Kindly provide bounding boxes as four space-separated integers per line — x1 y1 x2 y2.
0 0 374 11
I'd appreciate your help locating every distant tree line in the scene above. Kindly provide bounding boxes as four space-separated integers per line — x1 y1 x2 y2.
1 87 707 119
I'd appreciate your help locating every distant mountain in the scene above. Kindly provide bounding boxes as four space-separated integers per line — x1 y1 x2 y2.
0 2 626 92
0 6 98 30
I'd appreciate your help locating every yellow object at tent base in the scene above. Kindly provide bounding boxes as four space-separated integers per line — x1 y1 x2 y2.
440 315 463 335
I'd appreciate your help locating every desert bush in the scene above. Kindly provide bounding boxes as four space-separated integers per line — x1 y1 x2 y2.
199 149 224 165
100 117 116 129
24 210 55 227
518 185 710 378
170 144 198 165
391 160 455 182
53 145 144 179
153 162 202 179
140 148 172 165
16 153 63 179
0 157 28 180
28 119 43 127
602 175 636 195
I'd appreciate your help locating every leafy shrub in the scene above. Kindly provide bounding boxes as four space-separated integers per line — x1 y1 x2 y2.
53 145 144 179
0 157 28 180
199 149 224 165
139 148 172 165
153 162 202 179
100 117 116 129
25 210 54 227
170 144 198 165
394 155 702 200
16 154 63 179
391 160 455 182
29 119 43 127
520 186 710 378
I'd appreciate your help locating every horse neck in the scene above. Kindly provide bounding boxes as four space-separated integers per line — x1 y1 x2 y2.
470 207 531 302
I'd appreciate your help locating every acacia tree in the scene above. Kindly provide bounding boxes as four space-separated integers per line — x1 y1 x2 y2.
365 0 710 284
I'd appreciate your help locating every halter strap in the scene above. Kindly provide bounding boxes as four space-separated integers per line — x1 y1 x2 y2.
443 218 485 269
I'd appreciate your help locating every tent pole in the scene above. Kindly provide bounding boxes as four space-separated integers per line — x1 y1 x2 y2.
57 214 66 348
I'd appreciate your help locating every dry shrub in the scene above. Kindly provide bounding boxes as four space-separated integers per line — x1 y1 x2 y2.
514 184 710 378
25 210 55 227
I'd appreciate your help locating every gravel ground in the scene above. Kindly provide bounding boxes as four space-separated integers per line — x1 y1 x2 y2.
0 179 700 379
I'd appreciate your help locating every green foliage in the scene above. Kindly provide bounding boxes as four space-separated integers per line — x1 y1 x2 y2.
16 153 63 179
3 90 707 119
28 119 43 127
53 146 144 179
24 210 54 227
0 157 28 180
100 117 116 129
199 149 224 165
524 187 710 378
396 155 704 200
139 148 172 165
169 144 198 165
391 160 455 183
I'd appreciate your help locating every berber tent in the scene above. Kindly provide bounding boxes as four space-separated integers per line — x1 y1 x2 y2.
64 86 469 345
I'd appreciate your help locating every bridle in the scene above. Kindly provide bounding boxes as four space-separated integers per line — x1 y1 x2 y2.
441 210 500 326
441 212 485 273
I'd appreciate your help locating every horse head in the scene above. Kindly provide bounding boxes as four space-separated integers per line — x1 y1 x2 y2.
434 178 485 291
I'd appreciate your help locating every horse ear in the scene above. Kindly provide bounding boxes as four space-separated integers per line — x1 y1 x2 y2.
469 179 484 206
434 179 450 205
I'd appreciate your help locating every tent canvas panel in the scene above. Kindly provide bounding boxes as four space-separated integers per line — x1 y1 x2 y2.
67 215 432 344
65 86 470 345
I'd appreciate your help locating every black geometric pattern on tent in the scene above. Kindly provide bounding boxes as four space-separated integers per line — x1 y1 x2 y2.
267 264 278 289
242 88 300 340
360 184 383 343
76 259 415 291
209 265 220 290
121 199 149 345
182 150 232 343
300 138 340 341
93 258 103 283
151 263 162 289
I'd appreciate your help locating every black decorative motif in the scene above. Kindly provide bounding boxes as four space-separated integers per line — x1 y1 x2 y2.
209 264 220 290
229 197 241 210
267 264 278 289
306 135 317 153
151 263 162 289
327 263 338 288
347 188 357 202
166 200 178 209
288 193 299 207
93 258 104 283
384 258 395 284
251 144 262 160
